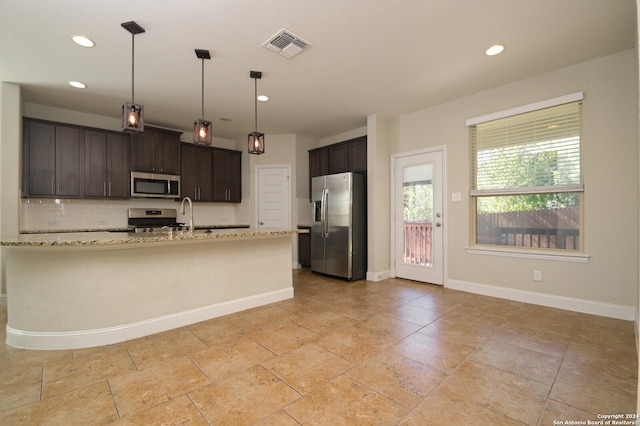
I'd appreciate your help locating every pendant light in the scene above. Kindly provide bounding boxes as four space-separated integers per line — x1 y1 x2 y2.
121 21 145 132
193 49 212 145
248 71 265 155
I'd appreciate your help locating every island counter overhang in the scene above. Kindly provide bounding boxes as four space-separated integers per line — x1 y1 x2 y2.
1 229 301 350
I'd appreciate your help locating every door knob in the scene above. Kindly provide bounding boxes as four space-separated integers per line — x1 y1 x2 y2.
436 222 442 227
259 221 264 225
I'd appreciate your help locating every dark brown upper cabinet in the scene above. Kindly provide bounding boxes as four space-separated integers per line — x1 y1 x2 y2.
130 126 181 175
181 143 213 201
308 136 367 198
212 148 242 202
309 147 329 179
346 136 367 172
84 130 130 198
328 144 348 175
23 119 83 198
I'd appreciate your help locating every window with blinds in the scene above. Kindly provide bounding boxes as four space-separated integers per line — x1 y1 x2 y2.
468 94 584 252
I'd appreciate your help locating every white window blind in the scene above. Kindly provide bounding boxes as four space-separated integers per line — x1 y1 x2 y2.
470 100 583 196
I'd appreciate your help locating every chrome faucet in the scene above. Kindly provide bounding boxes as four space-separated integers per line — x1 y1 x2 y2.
180 196 194 233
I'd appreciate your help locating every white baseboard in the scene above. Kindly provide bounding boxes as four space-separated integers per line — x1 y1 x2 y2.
446 279 635 321
6 288 294 350
367 270 391 282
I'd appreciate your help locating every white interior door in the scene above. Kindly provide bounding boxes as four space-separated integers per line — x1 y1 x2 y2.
256 166 291 230
393 151 444 284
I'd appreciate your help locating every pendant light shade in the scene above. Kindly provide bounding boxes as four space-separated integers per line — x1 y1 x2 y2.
121 21 145 132
193 49 212 145
248 71 265 155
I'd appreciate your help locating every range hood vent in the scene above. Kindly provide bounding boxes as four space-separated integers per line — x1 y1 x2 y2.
262 28 311 59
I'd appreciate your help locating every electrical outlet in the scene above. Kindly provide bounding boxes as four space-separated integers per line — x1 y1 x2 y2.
533 270 543 282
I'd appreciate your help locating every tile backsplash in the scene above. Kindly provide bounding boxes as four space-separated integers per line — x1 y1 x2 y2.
21 198 241 232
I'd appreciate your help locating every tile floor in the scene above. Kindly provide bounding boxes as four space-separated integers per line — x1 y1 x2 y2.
0 269 637 425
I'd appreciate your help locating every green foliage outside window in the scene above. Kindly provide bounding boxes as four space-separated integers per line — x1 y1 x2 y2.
476 146 580 214
403 184 433 222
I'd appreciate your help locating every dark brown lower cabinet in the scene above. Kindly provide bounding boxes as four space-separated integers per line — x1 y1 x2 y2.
298 229 311 267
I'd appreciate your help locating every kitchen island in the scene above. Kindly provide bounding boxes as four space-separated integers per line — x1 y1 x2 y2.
1 229 300 350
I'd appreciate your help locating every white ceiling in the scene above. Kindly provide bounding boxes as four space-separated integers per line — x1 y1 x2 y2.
0 0 635 141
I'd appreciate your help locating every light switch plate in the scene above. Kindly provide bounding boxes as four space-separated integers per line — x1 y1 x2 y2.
451 192 461 202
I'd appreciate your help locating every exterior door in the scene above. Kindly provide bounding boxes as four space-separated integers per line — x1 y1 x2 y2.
393 150 444 284
256 166 291 230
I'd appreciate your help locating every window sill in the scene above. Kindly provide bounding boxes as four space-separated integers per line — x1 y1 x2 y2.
465 246 590 263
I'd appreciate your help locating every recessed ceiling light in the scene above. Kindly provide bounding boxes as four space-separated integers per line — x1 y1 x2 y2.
72 35 95 48
485 44 505 56
69 81 87 89
257 95 269 102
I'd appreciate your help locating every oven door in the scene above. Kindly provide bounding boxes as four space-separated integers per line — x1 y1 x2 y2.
131 172 180 198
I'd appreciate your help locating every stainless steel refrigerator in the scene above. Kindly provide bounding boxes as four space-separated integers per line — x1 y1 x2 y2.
311 172 366 280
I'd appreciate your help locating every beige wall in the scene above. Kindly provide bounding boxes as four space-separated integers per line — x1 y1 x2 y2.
366 115 393 280
0 82 22 304
382 49 638 311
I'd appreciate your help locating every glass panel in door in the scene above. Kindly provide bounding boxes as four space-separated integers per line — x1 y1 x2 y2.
402 164 433 267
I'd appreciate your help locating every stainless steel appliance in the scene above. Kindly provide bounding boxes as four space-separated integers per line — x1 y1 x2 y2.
131 171 180 199
127 208 179 234
311 172 366 280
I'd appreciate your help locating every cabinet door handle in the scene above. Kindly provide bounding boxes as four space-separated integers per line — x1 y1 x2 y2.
103 181 107 197
108 181 112 197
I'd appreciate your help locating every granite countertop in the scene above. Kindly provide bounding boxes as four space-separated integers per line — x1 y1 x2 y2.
2 228 301 248
19 224 251 234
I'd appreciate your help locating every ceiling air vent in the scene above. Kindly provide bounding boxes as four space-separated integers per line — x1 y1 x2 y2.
262 29 311 59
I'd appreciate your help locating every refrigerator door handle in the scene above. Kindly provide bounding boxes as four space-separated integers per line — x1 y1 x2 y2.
322 188 329 238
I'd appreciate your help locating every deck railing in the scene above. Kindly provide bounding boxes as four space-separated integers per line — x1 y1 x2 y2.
495 227 580 250
403 222 432 265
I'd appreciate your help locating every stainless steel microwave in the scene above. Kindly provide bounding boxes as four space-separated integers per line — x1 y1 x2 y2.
131 171 180 199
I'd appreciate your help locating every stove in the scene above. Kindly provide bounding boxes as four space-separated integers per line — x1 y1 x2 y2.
127 208 179 234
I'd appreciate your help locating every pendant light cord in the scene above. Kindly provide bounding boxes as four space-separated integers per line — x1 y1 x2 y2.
131 32 135 103
201 58 205 120
254 77 258 132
